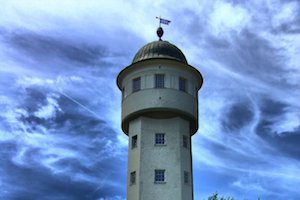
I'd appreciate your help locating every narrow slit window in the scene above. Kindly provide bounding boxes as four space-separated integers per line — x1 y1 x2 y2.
183 135 188 148
155 75 164 88
133 77 141 92
130 171 136 185
122 87 125 99
179 77 186 92
132 135 137 148
184 171 189 184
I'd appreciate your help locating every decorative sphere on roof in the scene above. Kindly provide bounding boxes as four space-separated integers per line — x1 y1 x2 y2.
156 27 164 40
132 40 188 64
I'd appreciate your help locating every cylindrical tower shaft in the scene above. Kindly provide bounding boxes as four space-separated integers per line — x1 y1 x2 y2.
127 117 193 200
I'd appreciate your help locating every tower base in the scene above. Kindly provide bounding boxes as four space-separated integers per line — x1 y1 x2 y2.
127 116 194 200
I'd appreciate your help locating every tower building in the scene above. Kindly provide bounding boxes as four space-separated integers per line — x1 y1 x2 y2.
117 26 203 200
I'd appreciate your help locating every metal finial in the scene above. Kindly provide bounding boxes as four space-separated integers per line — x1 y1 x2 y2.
156 17 170 41
157 27 164 41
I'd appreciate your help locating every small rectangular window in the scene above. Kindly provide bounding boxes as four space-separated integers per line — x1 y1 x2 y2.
184 171 189 184
130 171 136 185
155 75 164 88
133 77 141 92
183 135 188 148
155 133 165 145
155 170 165 182
179 77 186 92
132 135 137 148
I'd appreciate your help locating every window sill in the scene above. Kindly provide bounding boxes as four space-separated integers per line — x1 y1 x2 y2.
154 181 166 184
154 144 166 146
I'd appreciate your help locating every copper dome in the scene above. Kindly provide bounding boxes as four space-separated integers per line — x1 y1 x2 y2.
132 40 188 64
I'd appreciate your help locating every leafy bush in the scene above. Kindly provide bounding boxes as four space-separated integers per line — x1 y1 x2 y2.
206 191 260 200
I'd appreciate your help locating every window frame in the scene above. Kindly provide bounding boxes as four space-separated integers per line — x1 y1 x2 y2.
155 74 165 88
183 135 188 148
130 171 136 185
132 77 141 92
131 135 138 149
155 170 166 183
179 77 187 92
184 171 189 184
155 133 165 145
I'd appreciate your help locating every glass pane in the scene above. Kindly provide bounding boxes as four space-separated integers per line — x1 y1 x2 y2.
156 134 165 144
132 135 137 148
155 170 165 182
184 172 188 184
133 78 141 92
155 75 164 88
183 136 187 147
179 78 186 91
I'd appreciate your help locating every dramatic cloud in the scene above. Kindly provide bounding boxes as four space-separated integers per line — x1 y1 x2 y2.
1 1 299 200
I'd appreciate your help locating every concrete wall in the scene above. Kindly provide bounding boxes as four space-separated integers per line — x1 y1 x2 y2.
118 59 202 135
119 59 202 99
127 118 141 200
127 117 193 200
122 88 198 122
120 59 201 200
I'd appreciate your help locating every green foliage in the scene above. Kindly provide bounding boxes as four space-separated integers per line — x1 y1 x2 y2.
205 191 261 200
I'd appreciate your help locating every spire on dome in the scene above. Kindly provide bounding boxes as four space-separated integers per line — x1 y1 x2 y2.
156 16 171 41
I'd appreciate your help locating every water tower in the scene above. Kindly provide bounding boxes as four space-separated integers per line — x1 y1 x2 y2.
117 22 203 200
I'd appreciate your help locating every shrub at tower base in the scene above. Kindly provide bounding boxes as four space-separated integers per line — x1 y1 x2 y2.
206 192 261 200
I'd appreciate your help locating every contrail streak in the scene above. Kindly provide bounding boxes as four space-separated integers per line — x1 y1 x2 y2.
57 90 102 120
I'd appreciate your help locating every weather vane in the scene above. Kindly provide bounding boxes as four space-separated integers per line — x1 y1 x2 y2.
156 16 171 27
156 16 171 40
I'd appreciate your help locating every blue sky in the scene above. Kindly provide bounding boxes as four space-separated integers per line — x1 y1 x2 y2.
1 1 299 200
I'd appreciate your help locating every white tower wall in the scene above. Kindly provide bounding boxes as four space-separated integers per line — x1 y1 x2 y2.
118 59 202 136
127 117 193 200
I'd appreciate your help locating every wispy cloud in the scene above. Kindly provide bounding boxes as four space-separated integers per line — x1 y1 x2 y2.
1 0 299 199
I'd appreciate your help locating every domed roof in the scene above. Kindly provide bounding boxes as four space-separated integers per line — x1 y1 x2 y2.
132 40 188 64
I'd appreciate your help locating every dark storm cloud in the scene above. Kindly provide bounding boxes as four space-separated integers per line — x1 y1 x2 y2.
7 84 107 134
1 143 126 200
255 98 287 135
271 1 300 34
11 87 60 130
181 7 211 40
271 4 300 34
255 98 300 159
205 35 231 49
1 75 127 199
260 98 287 116
1 27 108 66
195 168 237 195
174 1 298 89
272 130 300 159
272 18 300 34
217 28 286 81
1 116 126 199
1 1 299 200
222 101 254 131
